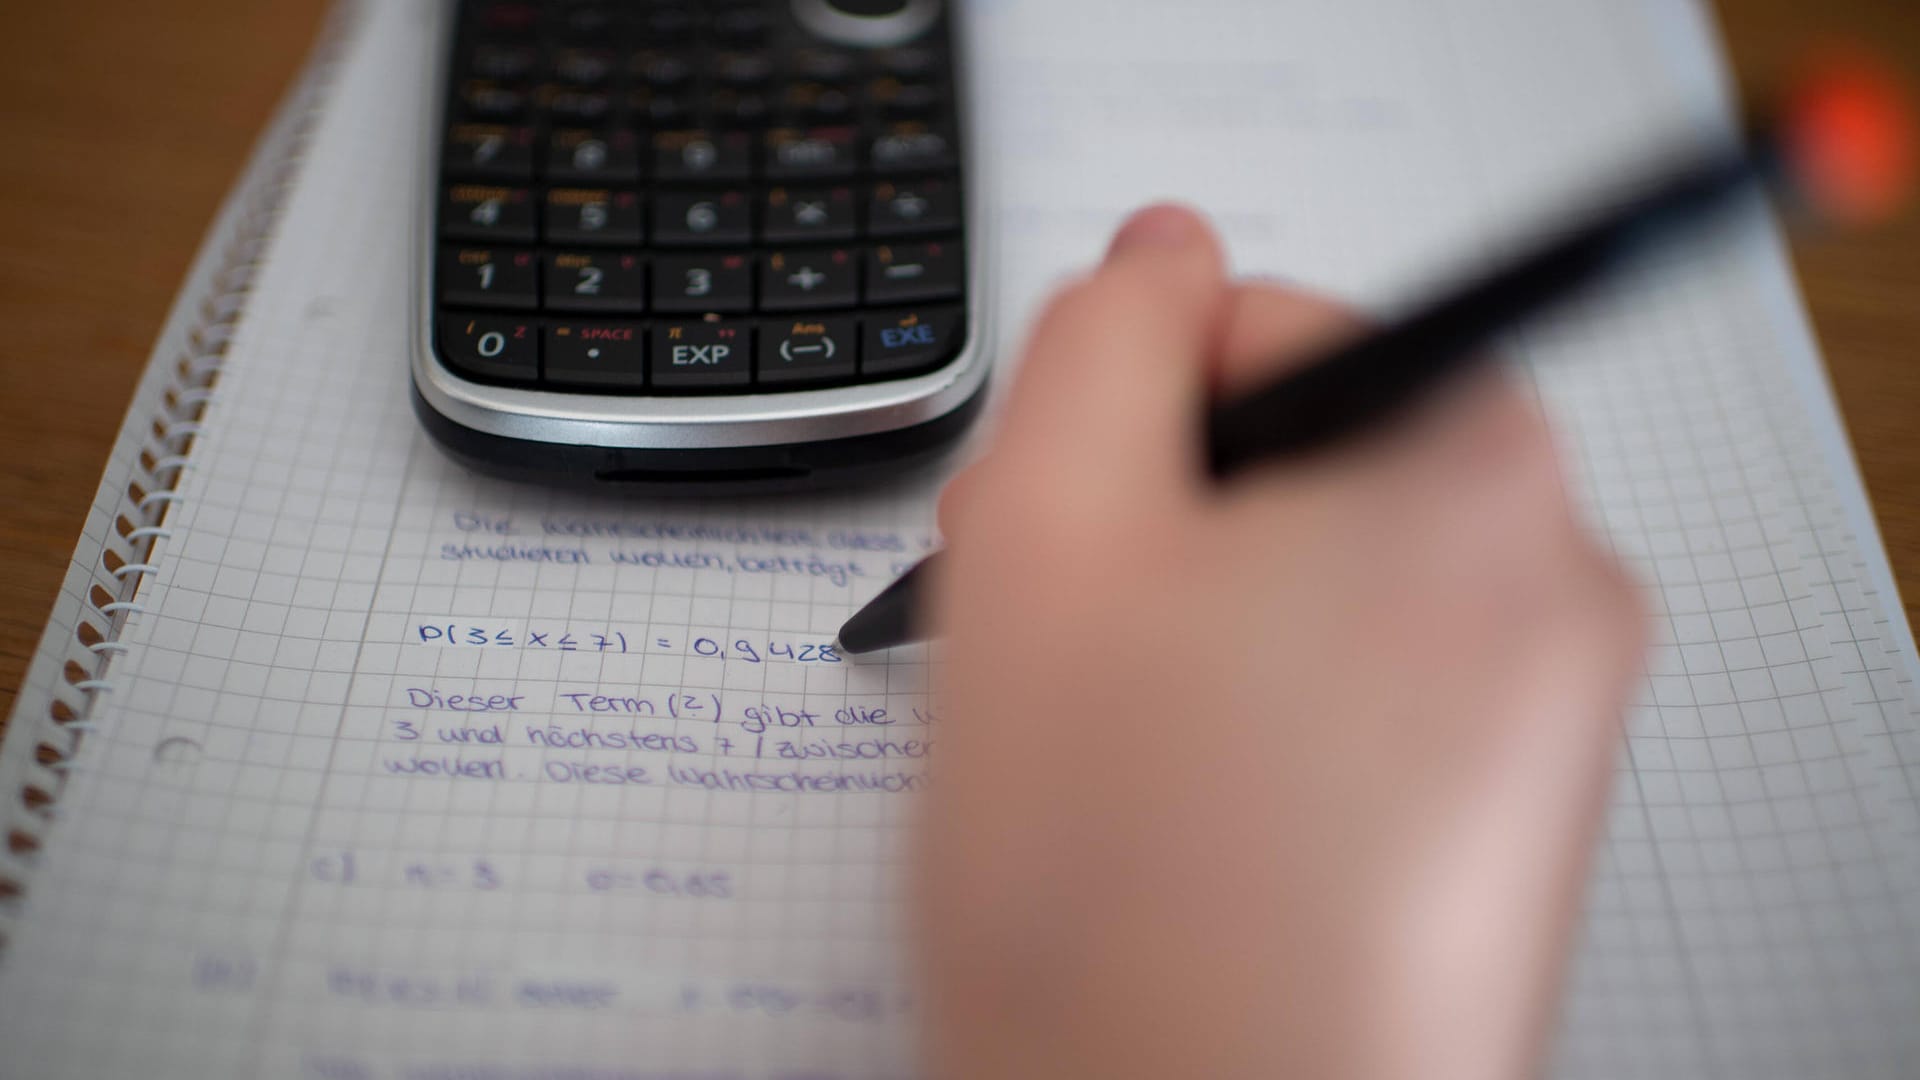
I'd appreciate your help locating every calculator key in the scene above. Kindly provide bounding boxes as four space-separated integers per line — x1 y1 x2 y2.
872 45 942 79
712 6 772 44
866 241 962 304
782 82 858 123
439 314 539 384
469 43 538 81
444 124 534 181
765 126 859 180
441 184 537 242
551 48 616 86
538 85 616 124
545 322 647 390
790 47 859 82
439 246 538 310
761 248 859 311
762 186 857 243
640 5 697 41
631 87 694 127
708 87 772 125
474 1 538 33
652 321 752 389
653 253 753 314
633 49 695 88
715 50 774 85
652 190 752 247
552 4 626 41
543 252 647 314
866 77 946 118
759 317 858 386
545 128 641 183
653 130 753 183
868 179 959 236
870 123 955 173
545 188 643 246
457 79 528 121
863 306 963 377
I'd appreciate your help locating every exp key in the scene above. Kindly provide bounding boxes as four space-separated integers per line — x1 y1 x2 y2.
651 321 752 390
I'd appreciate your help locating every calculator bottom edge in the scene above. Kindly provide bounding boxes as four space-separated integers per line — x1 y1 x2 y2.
409 380 988 495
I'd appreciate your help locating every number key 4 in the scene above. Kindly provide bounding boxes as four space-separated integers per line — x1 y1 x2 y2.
441 184 536 243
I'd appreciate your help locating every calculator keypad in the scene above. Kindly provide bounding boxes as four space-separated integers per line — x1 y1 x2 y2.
433 0 968 394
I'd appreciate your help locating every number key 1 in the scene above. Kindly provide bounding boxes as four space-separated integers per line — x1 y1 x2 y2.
439 246 537 309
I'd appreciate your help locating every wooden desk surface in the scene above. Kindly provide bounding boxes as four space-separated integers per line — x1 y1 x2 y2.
2 2 1918 725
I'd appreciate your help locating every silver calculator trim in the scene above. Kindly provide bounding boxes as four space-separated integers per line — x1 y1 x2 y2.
409 0 994 453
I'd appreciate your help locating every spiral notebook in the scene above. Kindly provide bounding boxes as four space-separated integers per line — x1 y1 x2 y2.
3 1 1919 1076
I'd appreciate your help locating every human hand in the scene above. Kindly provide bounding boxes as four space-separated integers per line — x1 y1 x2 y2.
917 205 1645 1079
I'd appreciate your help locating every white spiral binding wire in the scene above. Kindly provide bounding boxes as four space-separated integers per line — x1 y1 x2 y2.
0 12 347 925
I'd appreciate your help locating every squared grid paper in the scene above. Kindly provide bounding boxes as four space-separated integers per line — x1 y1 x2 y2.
3 1 1920 1077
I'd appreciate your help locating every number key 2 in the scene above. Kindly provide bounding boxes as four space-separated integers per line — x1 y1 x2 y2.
543 252 647 314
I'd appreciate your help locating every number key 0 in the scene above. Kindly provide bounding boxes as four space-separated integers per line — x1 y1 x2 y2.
438 314 538 383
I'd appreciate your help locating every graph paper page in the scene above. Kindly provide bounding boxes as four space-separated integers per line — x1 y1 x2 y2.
3 1 1919 1077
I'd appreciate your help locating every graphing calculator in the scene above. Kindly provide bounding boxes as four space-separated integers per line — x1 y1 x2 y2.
410 0 989 490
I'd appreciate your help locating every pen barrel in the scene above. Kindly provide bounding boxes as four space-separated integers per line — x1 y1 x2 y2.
1206 142 1763 478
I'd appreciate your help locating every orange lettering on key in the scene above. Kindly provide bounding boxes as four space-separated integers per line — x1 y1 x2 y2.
452 184 512 202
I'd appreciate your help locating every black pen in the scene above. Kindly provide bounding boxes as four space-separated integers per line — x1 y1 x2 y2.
836 63 1912 656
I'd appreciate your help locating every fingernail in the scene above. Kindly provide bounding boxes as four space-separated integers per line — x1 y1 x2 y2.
1107 204 1203 258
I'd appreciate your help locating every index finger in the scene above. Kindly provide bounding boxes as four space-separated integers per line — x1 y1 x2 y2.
987 204 1231 496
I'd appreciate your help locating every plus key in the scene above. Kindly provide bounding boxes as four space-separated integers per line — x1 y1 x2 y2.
760 248 858 311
